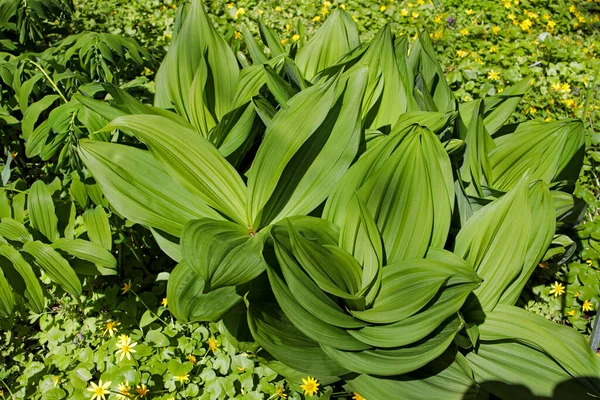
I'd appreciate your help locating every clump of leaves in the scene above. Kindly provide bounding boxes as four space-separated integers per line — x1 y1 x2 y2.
75 2 599 399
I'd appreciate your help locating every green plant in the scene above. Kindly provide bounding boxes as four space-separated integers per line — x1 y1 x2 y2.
71 2 600 398
0 178 116 317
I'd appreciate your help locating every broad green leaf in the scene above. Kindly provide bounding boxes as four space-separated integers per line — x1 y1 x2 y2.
21 95 60 141
0 218 32 242
0 265 14 316
458 100 495 197
499 181 555 305
408 32 454 113
459 76 531 136
246 77 338 227
332 124 453 263
78 140 220 237
82 206 111 251
295 9 360 81
467 305 600 397
266 266 369 351
22 241 82 296
454 179 531 311
167 262 241 322
321 316 461 376
271 229 364 329
0 244 44 313
51 238 116 270
247 297 349 377
240 24 268 65
103 115 248 225
489 119 585 191
346 351 478 400
180 218 266 290
154 0 239 128
28 181 59 243
351 256 479 324
268 68 368 224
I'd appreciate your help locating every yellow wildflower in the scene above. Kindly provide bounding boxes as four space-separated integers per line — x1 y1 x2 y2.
104 321 120 337
174 374 189 383
548 281 565 297
276 386 288 398
489 45 498 53
116 335 137 361
380 5 387 12
237 7 245 15
340 4 346 9
116 382 131 400
400 8 409 16
508 13 516 20
466 9 474 15
586 259 593 267
322 6 329 15
352 15 357 21
529 107 537 115
234 31 242 40
457 50 469 57
87 380 111 400
226 2 234 8
275 6 282 12
567 310 576 317
560 82 570 93
551 82 561 91
583 300 594 312
412 12 419 19
352 392 366 400
162 298 168 307
188 354 197 365
285 24 291 32
569 5 576 13
121 281 132 295
417 0 424 4
520 19 532 31
136 384 149 398
280 39 288 45
487 70 500 81
503 1 511 8
547 20 556 29
323 1 331 6
300 377 320 397
460 28 469 36
313 15 321 21
258 9 264 15
492 25 501 35
208 337 220 353
53 375 60 387
292 34 301 41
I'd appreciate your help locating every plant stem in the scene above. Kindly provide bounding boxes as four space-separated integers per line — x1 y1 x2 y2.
27 60 68 103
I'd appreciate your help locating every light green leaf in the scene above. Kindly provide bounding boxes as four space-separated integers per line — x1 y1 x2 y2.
78 140 221 237
22 241 82 297
82 206 111 251
28 181 59 243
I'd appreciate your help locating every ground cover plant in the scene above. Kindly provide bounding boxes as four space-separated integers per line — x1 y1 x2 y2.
0 0 600 399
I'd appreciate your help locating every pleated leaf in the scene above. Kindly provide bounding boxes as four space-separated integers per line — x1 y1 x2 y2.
82 206 112 251
0 218 32 242
489 119 585 191
78 140 221 237
0 245 44 313
247 298 349 377
0 266 14 316
28 181 59 243
180 218 266 290
295 9 360 81
154 0 239 130
246 76 338 227
22 241 82 297
346 351 478 400
102 115 248 225
51 238 117 271
321 316 462 376
468 304 600 397
167 261 242 322
454 178 531 311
